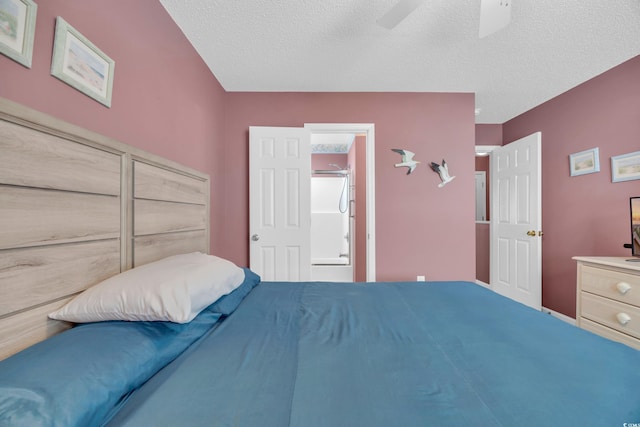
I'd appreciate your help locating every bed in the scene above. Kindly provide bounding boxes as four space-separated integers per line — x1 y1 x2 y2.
1 97 639 426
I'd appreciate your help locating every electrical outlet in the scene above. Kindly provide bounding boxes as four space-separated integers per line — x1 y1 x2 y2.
416 275 426 282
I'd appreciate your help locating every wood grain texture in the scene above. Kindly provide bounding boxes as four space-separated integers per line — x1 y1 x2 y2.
0 96 211 360
133 199 207 236
0 298 73 361
0 240 121 317
0 186 120 250
134 161 207 205
133 230 208 267
0 120 121 195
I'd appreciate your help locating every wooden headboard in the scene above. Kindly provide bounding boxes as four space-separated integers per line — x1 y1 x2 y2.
0 97 210 360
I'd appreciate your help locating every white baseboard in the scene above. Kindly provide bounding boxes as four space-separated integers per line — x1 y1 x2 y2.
474 282 576 325
541 307 576 325
474 279 490 288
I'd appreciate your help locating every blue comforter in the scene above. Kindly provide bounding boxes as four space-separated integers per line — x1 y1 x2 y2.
106 281 640 427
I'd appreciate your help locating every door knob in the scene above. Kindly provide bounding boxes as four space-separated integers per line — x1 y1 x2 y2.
616 312 631 326
526 230 536 236
616 281 632 295
251 234 260 242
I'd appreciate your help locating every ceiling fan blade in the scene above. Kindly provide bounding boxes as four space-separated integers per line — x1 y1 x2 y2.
377 0 425 29
479 0 511 38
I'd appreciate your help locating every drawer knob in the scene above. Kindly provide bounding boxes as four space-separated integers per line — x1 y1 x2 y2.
616 312 631 326
616 281 632 295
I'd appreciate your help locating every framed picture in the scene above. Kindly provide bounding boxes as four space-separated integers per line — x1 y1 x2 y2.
51 17 114 107
0 0 37 68
569 147 600 177
611 150 640 183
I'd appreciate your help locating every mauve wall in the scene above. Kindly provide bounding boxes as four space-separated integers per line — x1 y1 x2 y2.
352 135 367 282
503 55 640 318
476 124 503 146
223 92 476 281
0 0 228 255
475 223 490 283
312 154 348 171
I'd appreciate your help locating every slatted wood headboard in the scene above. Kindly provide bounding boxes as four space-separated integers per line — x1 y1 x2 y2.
0 97 210 360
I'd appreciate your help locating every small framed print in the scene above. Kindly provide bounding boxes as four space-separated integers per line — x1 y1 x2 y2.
611 151 640 183
51 17 115 107
0 0 37 68
569 147 600 177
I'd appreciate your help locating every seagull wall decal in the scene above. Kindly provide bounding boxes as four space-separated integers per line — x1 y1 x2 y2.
391 148 420 175
430 159 456 187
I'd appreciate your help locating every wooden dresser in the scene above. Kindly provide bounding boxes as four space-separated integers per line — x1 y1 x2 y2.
574 256 640 350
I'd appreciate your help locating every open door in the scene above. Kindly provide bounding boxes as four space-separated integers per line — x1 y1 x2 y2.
490 132 542 310
249 126 311 281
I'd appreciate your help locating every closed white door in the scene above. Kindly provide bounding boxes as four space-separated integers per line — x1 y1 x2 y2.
249 127 311 281
490 132 542 310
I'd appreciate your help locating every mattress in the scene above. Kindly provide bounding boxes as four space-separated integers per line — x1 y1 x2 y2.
104 281 640 426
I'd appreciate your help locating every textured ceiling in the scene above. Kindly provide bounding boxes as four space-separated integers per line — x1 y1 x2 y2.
159 0 640 124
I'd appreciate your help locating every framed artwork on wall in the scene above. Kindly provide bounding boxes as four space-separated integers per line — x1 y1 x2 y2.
0 0 37 68
611 150 640 183
51 17 115 107
569 147 600 177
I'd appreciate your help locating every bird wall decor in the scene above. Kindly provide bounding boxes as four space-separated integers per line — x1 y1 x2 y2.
430 159 456 187
391 149 420 175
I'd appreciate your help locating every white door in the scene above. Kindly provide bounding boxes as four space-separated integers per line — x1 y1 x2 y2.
249 127 311 281
490 132 542 310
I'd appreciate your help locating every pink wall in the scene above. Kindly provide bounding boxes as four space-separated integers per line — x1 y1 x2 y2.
503 55 640 317
352 135 367 282
0 0 228 255
312 154 348 171
224 92 476 281
476 124 503 146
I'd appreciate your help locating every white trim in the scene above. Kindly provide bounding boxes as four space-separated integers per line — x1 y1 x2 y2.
475 145 501 156
305 123 376 281
475 279 491 289
541 307 576 325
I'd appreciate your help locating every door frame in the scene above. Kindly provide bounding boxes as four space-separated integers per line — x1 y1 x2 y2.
305 123 376 281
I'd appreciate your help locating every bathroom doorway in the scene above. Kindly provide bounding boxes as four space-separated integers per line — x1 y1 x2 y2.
311 153 352 281
306 123 375 282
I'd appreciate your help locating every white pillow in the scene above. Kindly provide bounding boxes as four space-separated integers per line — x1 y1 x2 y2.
49 252 245 324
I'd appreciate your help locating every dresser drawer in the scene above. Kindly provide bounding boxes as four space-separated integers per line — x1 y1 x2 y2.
580 292 640 339
580 318 640 350
580 265 640 307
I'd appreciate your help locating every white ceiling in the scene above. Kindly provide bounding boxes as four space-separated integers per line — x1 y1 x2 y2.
159 0 640 124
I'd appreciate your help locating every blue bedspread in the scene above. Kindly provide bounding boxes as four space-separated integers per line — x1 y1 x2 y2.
104 281 640 427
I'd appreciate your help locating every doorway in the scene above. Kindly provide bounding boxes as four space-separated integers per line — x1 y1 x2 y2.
311 154 353 281
475 135 542 311
475 145 497 286
248 124 376 282
490 132 542 310
305 123 376 282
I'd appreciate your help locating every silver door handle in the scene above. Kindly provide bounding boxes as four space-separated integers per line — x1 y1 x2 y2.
251 234 260 241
